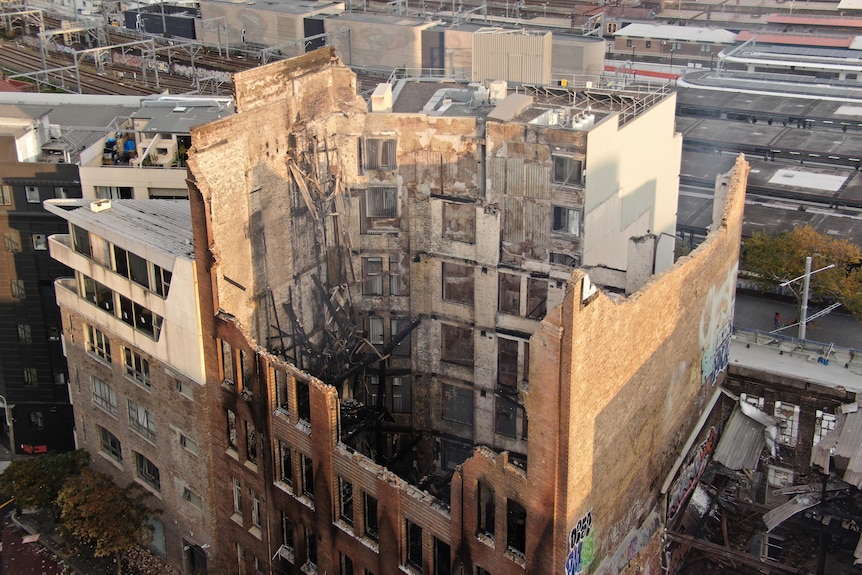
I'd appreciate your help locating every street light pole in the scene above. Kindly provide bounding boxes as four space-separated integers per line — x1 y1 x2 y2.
800 256 812 340
779 257 836 341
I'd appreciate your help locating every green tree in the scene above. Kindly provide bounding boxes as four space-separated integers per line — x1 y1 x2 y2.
0 449 89 510
56 468 156 574
741 226 862 318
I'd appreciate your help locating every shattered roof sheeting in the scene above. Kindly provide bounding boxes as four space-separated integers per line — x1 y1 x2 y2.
835 408 862 488
811 412 844 473
713 406 767 470
763 493 821 532
809 403 862 488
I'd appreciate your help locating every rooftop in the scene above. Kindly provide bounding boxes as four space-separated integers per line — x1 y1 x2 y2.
131 97 234 135
44 199 194 260
615 23 738 44
204 0 344 15
387 77 670 127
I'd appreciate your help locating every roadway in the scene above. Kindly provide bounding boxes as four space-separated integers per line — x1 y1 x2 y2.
734 290 862 350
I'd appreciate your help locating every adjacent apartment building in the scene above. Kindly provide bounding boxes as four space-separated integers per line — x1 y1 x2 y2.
0 93 231 456
45 198 214 572
51 47 748 575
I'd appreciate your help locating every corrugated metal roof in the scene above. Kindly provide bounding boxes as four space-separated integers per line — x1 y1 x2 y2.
763 493 821 532
839 0 862 10
45 199 194 260
714 405 770 470
615 23 737 44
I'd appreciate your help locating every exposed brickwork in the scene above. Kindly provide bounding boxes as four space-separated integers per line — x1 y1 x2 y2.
185 46 748 575
59 308 214 570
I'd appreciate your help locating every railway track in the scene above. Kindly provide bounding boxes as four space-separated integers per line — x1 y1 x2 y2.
0 41 232 95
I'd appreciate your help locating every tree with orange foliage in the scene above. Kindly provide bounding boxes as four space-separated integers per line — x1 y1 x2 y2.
741 226 862 318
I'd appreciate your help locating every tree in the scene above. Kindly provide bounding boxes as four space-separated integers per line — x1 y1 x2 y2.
56 468 157 575
0 449 89 510
741 226 862 318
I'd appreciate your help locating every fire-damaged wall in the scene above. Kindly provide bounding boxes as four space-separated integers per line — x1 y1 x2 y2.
186 46 747 575
453 156 748 575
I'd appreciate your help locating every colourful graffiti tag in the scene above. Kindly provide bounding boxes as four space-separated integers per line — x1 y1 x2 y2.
701 321 731 386
565 510 595 575
667 426 716 522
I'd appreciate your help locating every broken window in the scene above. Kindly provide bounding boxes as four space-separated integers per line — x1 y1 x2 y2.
301 453 314 499
477 481 495 538
434 538 451 575
232 477 243 515
391 317 412 357
341 553 354 575
553 155 582 186
220 340 235 384
365 375 380 407
390 254 410 296
741 393 764 409
496 395 519 438
441 440 472 471
441 324 473 366
339 478 354 524
442 202 476 244
364 493 379 540
442 262 474 306
366 316 384 345
814 410 837 445
305 528 318 569
240 349 254 391
227 409 237 451
392 376 412 413
774 401 800 446
526 278 548 319
406 520 423 569
245 421 257 464
552 206 581 236
498 272 521 315
366 187 398 218
278 441 293 486
498 338 519 387
362 257 384 296
442 383 474 425
550 252 580 268
297 379 311 422
767 465 795 488
280 511 295 556
275 370 289 410
506 499 527 556
364 138 397 170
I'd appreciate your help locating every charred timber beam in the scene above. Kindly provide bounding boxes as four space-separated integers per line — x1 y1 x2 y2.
665 532 800 574
330 316 422 385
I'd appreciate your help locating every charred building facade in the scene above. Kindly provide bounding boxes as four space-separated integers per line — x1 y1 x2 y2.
182 46 745 575
50 46 748 575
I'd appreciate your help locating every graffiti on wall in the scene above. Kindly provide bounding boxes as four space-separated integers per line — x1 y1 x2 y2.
565 510 596 575
699 265 736 386
600 511 660 575
666 426 716 523
701 320 731 386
